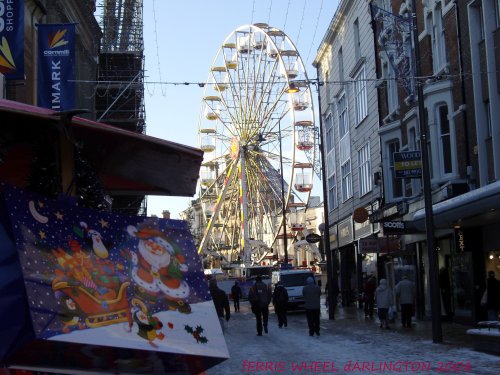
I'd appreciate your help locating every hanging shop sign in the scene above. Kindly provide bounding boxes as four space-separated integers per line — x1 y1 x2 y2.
0 184 228 373
394 151 422 179
378 236 402 254
358 237 380 254
0 0 24 79
37 23 76 110
305 233 322 244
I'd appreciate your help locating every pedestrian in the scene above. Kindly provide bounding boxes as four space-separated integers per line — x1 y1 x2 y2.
208 279 230 334
248 275 272 336
375 278 393 329
483 270 500 321
363 274 376 319
302 276 321 336
395 275 416 328
272 282 288 328
231 281 242 312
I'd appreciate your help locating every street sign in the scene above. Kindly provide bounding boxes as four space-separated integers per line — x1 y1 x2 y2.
394 151 422 178
305 233 322 243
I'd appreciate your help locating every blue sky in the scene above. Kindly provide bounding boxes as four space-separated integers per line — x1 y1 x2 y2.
143 0 339 218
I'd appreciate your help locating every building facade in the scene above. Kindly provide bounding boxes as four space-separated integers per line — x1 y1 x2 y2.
313 0 500 324
314 0 382 307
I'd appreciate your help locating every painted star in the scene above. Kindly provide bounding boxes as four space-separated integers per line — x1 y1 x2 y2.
39 231 46 239
98 218 109 228
38 201 45 208
55 211 64 220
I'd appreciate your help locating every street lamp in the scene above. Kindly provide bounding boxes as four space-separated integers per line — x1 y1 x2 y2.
313 71 337 320
278 119 288 266
411 0 442 343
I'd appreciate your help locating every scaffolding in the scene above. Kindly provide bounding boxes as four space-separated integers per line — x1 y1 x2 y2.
96 0 146 215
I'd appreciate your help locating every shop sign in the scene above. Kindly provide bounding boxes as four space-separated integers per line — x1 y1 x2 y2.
358 237 379 254
329 226 338 248
454 228 466 252
338 217 353 247
382 221 407 234
379 236 401 253
369 202 407 223
355 218 372 240
394 151 422 178
305 233 322 243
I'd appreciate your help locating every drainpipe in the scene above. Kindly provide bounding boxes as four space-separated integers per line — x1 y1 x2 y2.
31 0 47 104
453 1 473 183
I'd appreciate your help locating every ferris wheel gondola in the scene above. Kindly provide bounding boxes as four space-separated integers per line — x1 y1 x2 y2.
197 24 316 267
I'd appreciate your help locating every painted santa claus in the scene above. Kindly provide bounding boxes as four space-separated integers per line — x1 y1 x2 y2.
127 224 191 313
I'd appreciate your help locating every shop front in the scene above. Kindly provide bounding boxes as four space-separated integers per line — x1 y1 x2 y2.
412 181 500 325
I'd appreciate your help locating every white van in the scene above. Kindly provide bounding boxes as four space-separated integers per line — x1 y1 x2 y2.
272 269 315 309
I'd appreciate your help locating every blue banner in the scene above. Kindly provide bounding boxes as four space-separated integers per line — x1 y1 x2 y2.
0 0 24 79
37 23 75 110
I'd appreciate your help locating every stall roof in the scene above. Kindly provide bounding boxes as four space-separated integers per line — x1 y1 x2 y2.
0 99 203 196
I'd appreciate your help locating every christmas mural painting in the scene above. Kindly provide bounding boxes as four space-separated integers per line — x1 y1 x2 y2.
1 184 229 360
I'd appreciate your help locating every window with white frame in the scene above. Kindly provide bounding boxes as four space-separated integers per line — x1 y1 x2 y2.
387 140 403 199
382 61 398 114
354 66 368 124
337 93 348 137
358 143 372 196
485 100 492 138
430 4 447 73
341 160 352 202
338 47 344 82
328 175 337 210
324 113 335 176
353 19 361 61
437 104 453 175
496 0 500 28
324 113 337 211
337 93 352 202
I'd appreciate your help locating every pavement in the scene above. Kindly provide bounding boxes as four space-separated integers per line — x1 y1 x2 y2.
204 297 499 375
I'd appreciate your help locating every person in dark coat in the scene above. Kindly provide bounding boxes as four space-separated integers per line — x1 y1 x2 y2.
248 275 272 336
302 276 321 336
272 282 289 328
209 279 230 334
231 281 242 312
363 275 376 319
485 271 500 321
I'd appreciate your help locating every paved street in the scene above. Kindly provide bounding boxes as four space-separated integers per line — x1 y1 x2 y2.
206 298 499 375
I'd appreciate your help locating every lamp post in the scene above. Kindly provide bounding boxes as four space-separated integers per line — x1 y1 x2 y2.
314 71 337 320
278 119 288 266
411 0 442 343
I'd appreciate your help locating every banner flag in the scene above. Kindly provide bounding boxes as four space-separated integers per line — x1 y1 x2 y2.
37 23 75 110
0 0 25 79
1 184 229 372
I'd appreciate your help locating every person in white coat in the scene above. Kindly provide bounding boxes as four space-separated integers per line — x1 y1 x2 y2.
375 279 393 329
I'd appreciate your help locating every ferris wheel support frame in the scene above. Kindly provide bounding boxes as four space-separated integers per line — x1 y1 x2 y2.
197 157 239 257
239 149 251 265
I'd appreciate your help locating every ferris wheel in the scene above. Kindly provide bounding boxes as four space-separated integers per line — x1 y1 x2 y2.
197 23 317 267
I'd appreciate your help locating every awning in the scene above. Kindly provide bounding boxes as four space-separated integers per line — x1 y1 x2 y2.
0 99 204 196
412 180 500 230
